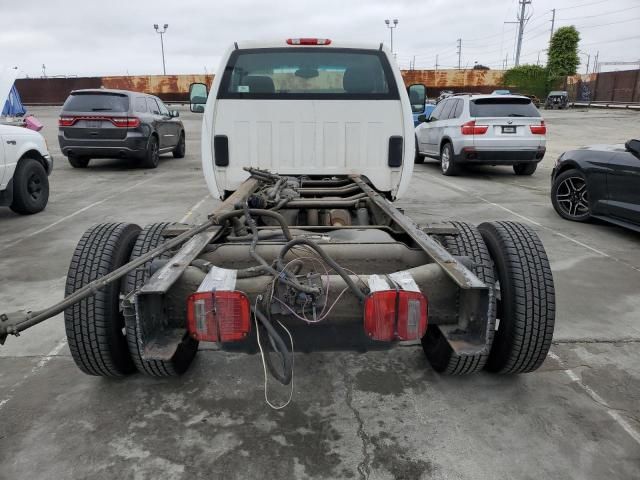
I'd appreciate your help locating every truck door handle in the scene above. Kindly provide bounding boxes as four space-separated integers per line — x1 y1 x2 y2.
6 140 16 145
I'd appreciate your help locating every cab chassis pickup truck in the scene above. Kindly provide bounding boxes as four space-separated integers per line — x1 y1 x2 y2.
0 39 554 386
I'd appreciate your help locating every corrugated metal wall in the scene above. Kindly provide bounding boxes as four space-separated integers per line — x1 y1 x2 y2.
566 69 640 102
17 69 640 105
401 69 506 97
16 71 505 104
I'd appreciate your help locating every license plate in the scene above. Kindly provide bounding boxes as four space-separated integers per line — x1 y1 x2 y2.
502 126 516 134
87 120 101 128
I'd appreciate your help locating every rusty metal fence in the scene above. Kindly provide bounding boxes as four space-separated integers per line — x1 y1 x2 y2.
16 69 640 105
566 69 640 103
17 71 506 105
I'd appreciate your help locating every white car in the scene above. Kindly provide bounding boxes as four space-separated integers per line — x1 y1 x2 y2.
1 71 53 214
414 94 546 176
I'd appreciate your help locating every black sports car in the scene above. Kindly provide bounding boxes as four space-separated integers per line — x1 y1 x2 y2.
551 139 640 232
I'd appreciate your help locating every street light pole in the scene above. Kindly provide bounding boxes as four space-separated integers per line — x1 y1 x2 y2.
384 19 398 57
154 23 169 75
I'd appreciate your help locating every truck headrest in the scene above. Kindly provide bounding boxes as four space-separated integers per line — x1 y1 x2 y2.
343 67 376 94
244 75 275 93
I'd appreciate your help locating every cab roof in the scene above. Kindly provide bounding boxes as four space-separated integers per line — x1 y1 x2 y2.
234 39 388 51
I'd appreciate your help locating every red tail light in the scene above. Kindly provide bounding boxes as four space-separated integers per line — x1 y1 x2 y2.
57 116 140 128
59 116 76 127
187 291 251 342
530 121 546 134
461 120 488 135
111 117 140 128
364 290 428 341
286 38 332 45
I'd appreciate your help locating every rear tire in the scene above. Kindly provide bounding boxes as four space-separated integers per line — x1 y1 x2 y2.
123 222 199 376
478 221 555 374
141 135 160 169
513 163 537 176
422 222 496 374
64 223 141 376
9 157 49 215
440 142 459 176
172 131 186 158
68 156 90 168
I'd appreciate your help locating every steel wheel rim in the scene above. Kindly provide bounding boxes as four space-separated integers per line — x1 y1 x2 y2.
441 148 450 172
556 176 589 217
27 174 42 201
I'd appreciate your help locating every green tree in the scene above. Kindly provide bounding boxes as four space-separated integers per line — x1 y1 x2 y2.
502 64 547 98
547 26 580 77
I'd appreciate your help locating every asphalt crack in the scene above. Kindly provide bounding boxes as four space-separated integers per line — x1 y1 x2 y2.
343 369 371 480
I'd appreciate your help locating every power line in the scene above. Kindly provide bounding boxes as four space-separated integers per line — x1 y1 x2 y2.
561 15 640 30
559 4 640 20
555 0 609 11
580 34 640 47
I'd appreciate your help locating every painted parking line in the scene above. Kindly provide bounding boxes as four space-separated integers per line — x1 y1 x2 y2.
179 194 210 223
0 174 163 254
548 352 640 446
0 338 68 413
418 172 640 273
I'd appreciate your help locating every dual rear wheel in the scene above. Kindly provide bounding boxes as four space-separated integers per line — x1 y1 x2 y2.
63 220 555 378
64 222 197 377
423 221 555 375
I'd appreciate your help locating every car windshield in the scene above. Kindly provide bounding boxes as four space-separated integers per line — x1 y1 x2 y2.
62 93 129 112
218 48 397 100
470 97 540 118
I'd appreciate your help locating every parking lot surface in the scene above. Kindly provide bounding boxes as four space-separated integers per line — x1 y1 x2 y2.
1 107 639 479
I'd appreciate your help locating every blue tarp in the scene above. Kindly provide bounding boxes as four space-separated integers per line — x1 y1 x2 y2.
2 85 26 116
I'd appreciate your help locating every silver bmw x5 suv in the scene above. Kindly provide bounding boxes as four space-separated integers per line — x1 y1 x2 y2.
414 94 546 176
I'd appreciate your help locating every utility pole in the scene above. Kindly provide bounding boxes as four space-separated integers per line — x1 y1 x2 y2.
503 53 509 70
456 38 462 69
549 8 556 45
412 55 416 70
154 24 169 75
594 51 599 73
586 54 591 74
514 0 532 66
435 54 439 72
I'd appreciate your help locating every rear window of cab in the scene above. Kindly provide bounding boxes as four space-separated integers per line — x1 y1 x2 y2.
218 48 399 100
470 97 540 118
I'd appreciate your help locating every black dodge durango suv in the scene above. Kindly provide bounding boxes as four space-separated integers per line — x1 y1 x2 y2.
58 89 185 168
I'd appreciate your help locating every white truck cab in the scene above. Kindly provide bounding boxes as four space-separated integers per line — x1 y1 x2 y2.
191 39 417 200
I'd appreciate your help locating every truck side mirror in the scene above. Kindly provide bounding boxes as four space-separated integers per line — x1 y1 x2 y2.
407 84 427 113
189 83 208 113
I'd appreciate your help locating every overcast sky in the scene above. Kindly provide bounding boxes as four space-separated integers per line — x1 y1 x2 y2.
2 0 638 78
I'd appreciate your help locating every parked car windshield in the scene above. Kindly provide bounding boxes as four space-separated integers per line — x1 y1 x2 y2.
62 93 129 112
470 97 540 118
218 48 398 100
